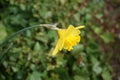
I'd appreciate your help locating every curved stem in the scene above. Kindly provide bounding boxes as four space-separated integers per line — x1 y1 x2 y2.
0 23 59 48
0 24 39 47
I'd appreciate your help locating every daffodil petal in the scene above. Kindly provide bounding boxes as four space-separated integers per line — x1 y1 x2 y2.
52 38 64 56
76 26 85 29
64 25 75 37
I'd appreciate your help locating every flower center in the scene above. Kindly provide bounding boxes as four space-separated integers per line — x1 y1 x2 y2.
64 35 80 51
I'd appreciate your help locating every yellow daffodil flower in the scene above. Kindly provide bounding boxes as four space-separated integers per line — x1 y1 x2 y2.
52 25 84 56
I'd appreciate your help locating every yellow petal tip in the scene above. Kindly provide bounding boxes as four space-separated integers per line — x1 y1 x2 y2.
76 26 85 29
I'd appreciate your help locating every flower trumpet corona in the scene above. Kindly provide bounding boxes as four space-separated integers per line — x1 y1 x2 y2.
52 25 84 56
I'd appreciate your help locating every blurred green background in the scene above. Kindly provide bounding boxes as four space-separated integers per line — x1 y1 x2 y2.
0 0 120 80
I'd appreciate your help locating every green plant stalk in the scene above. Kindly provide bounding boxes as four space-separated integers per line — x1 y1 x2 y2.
0 24 40 48
0 23 58 48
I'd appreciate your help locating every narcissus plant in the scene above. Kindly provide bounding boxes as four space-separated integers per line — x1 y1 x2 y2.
52 25 84 56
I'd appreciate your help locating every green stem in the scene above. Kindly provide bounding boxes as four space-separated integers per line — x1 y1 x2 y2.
0 23 59 48
0 24 40 47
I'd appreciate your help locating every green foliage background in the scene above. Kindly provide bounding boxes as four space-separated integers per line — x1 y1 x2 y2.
1 0 119 80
